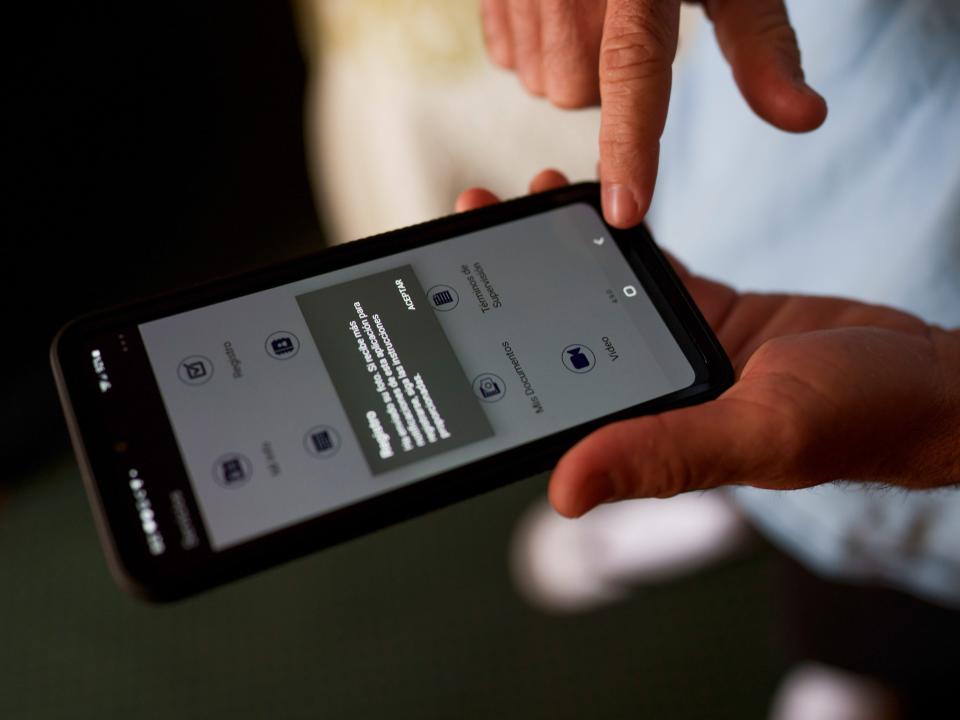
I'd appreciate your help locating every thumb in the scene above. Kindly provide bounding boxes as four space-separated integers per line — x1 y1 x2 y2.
705 0 827 132
598 0 682 228
548 395 806 517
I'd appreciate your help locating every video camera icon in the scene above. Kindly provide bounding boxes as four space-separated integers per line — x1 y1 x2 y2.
561 344 596 374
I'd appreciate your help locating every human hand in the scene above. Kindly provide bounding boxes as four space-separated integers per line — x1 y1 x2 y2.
479 0 828 227
457 171 960 517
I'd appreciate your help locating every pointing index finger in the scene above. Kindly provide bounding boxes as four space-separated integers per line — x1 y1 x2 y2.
598 0 681 228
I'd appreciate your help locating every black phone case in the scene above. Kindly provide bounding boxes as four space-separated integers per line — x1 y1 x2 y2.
52 183 734 601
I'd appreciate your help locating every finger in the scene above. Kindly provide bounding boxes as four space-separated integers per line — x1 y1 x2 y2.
598 0 682 228
528 168 569 193
548 391 805 517
704 0 827 132
481 0 514 69
455 187 501 212
508 0 545 94
540 0 603 107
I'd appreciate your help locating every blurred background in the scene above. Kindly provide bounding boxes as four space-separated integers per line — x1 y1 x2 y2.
3 2 792 717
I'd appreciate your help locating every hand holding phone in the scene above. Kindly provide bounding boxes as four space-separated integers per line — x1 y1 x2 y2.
461 171 960 523
52 182 732 600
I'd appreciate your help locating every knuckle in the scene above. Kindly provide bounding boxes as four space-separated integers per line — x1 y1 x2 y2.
615 416 697 498
480 2 513 67
600 33 670 86
761 23 801 67
657 455 697 497
520 71 545 96
731 7 802 68
753 6 799 46
770 410 817 479
598 133 643 168
746 344 825 483
548 76 598 108
599 11 675 85
486 42 514 69
742 412 813 488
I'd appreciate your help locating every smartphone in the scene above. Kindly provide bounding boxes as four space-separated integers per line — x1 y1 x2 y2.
52 182 733 601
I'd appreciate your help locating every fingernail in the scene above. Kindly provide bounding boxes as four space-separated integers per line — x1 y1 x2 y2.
573 475 616 517
603 184 639 228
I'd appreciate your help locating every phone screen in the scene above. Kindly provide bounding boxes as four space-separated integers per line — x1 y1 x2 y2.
137 203 694 551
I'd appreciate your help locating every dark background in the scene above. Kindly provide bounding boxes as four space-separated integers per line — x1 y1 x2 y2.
6 1 322 473
0 460 789 719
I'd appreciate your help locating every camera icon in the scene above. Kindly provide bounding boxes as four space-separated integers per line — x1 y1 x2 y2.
265 331 300 360
472 373 506 402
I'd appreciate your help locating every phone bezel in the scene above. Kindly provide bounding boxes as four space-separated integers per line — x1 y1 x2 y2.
52 182 733 601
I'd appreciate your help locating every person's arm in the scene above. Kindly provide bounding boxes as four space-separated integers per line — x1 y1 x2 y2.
458 171 960 516
479 0 827 227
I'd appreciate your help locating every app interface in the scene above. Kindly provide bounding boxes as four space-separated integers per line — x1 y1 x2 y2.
139 204 694 550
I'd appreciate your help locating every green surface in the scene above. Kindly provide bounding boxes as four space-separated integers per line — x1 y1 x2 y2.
0 458 786 719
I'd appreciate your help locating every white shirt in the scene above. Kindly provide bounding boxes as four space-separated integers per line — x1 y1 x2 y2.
649 0 960 605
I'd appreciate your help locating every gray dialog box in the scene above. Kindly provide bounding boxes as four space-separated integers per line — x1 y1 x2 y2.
297 265 493 474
